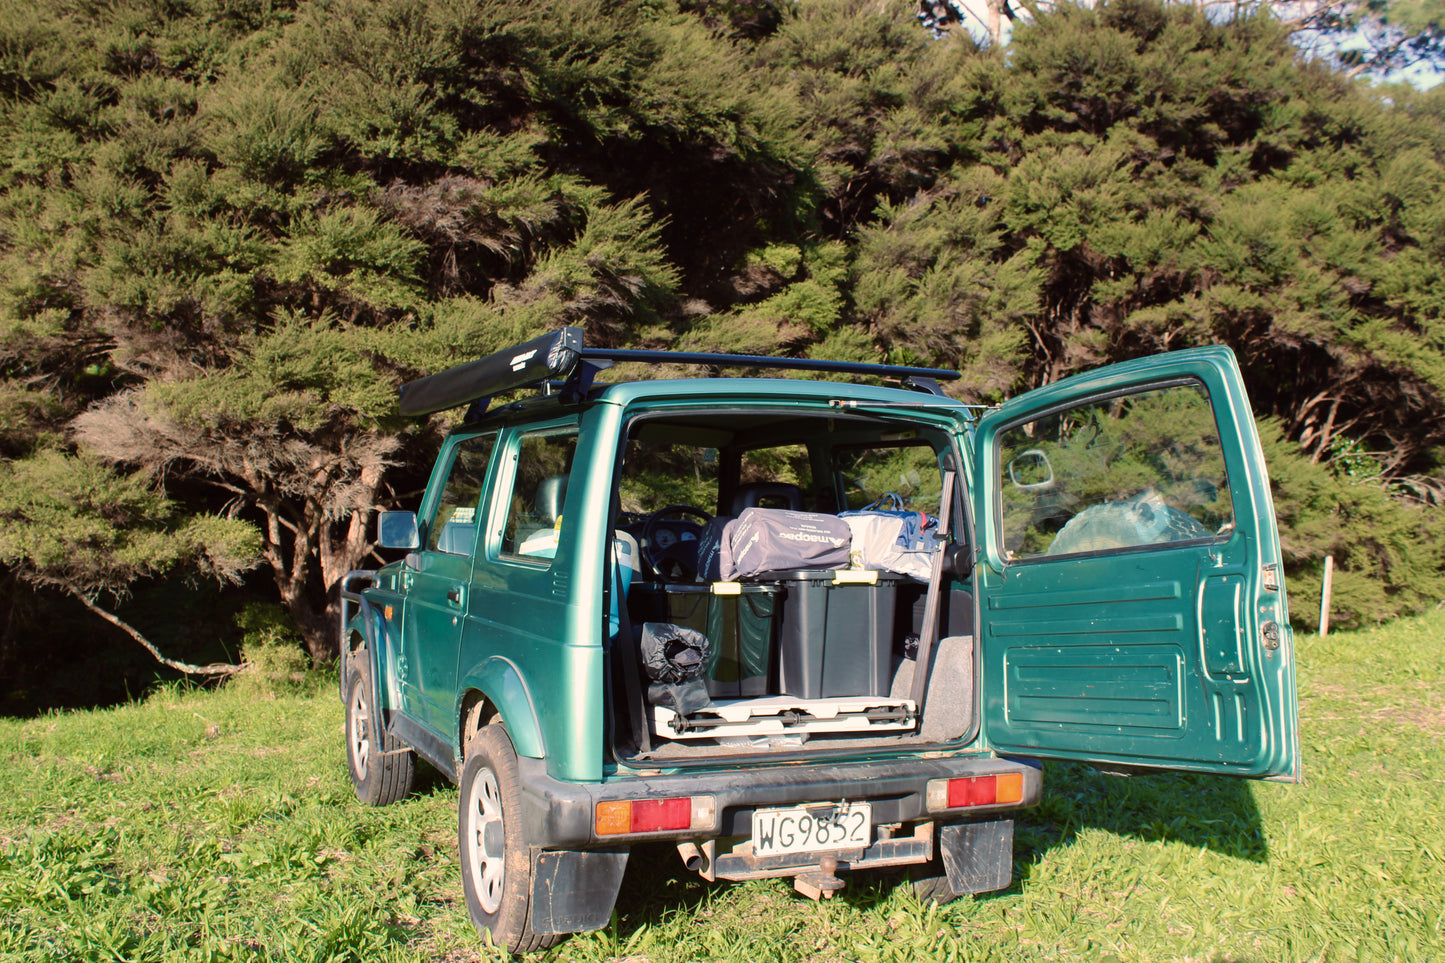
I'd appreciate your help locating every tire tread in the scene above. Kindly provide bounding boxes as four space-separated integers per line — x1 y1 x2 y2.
460 725 562 955
346 664 415 807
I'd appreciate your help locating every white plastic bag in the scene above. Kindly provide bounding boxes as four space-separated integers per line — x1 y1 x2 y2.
840 504 939 581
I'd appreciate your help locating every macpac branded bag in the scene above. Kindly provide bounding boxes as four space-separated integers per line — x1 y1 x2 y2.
840 493 941 581
721 508 852 580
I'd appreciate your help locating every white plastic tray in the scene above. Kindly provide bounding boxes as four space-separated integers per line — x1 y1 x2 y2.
653 695 917 740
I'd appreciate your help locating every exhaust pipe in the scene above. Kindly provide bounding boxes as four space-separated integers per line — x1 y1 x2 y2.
677 840 713 878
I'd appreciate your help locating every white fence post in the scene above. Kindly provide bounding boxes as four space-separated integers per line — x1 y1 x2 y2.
1319 555 1334 637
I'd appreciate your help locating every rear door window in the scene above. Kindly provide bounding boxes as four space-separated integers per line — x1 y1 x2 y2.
996 381 1233 560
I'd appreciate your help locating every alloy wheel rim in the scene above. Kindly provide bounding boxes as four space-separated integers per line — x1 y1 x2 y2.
349 685 370 781
465 766 505 914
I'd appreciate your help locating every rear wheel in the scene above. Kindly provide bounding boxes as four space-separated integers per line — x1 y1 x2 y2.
345 664 415 806
458 724 559 955
1048 494 1211 556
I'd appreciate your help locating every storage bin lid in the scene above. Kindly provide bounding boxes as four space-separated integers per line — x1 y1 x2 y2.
753 569 907 585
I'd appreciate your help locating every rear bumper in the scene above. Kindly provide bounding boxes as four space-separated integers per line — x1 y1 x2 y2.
514 752 1041 850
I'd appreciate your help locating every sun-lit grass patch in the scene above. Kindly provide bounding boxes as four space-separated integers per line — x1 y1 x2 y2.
4 614 1444 962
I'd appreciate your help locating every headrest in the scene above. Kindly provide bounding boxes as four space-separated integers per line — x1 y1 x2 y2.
534 475 567 524
730 482 802 515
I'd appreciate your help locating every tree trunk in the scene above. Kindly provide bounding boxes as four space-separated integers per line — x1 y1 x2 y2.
258 507 381 665
288 592 337 665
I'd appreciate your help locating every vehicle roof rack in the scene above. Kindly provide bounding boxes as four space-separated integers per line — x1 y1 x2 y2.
397 326 961 418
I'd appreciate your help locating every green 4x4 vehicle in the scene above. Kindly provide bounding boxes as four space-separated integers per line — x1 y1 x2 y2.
339 329 1299 954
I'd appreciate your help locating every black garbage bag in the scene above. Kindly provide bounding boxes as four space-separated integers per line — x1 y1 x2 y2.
638 622 712 714
647 679 711 715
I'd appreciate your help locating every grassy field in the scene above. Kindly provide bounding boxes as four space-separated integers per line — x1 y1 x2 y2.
2 613 1443 963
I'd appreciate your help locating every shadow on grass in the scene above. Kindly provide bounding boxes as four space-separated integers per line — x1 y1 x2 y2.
608 840 732 925
1015 759 1269 863
593 759 1269 944
989 759 1271 900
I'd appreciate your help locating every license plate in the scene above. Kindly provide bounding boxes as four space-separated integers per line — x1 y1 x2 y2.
752 802 871 858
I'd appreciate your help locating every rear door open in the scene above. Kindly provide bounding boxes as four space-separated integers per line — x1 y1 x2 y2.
972 347 1299 780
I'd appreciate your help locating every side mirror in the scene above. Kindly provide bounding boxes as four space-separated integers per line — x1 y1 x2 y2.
377 511 420 550
1007 449 1055 492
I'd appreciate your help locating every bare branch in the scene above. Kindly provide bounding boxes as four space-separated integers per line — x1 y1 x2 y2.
68 587 244 678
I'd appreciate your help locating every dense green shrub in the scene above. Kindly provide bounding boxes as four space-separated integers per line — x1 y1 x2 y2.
233 602 312 696
3 0 1445 691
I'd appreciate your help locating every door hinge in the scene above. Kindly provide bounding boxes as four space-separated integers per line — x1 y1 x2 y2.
1261 564 1279 593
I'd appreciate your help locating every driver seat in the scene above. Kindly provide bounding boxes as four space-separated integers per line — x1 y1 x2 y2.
609 530 641 638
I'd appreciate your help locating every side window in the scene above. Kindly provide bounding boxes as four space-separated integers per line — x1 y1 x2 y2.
426 433 497 555
997 382 1233 560
834 442 942 514
502 429 579 559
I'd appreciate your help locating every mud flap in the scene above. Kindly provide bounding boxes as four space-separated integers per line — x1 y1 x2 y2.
528 848 630 936
939 819 1014 895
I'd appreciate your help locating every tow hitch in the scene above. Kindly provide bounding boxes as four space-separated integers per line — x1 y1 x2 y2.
794 855 847 900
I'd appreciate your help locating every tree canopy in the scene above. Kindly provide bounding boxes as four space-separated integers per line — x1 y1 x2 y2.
3 0 1445 695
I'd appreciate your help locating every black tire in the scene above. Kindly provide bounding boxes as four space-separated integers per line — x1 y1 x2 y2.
458 725 560 955
345 665 415 806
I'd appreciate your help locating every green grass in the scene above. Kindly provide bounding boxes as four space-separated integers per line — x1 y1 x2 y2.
3 613 1444 962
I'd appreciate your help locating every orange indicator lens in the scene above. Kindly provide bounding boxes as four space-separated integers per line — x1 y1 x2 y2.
995 771 1024 804
595 801 631 836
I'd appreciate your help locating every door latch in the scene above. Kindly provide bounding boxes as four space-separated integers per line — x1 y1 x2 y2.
1261 620 1281 650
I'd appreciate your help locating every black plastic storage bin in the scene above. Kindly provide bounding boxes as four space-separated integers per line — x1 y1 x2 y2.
628 582 779 697
772 570 908 699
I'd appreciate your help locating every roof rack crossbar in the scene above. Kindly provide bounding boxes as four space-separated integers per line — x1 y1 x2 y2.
579 347 959 385
398 327 961 417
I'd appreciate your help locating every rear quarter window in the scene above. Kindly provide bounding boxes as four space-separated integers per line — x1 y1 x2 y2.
500 428 579 560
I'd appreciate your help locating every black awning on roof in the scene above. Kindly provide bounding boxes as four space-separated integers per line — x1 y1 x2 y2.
396 327 961 417
397 327 584 417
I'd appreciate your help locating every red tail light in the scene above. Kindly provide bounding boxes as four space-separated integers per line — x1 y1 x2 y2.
595 796 714 836
927 772 1025 811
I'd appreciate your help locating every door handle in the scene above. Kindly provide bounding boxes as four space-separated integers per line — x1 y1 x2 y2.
447 588 462 605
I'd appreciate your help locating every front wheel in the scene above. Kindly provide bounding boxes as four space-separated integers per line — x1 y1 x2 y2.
458 724 559 955
345 665 415 806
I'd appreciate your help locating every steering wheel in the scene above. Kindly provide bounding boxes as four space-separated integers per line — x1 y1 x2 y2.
641 504 713 581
